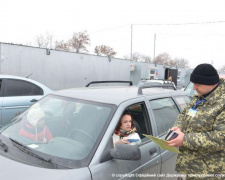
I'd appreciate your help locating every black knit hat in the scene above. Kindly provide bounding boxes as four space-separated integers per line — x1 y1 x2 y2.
190 63 219 85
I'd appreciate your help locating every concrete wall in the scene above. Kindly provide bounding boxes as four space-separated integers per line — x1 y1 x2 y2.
0 43 191 90
0 43 130 90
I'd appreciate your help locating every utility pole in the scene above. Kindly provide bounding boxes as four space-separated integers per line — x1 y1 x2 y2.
154 33 156 67
131 24 133 61
153 33 156 60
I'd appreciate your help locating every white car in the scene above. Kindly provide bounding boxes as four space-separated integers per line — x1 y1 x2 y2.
0 75 52 126
138 79 176 90
0 81 190 180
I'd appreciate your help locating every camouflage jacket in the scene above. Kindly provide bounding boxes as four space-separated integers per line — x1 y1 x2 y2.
174 79 225 175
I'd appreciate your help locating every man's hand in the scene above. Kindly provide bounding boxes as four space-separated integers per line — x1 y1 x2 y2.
170 126 181 131
166 129 184 147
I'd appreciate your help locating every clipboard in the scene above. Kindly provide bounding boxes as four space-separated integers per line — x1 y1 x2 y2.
143 134 180 153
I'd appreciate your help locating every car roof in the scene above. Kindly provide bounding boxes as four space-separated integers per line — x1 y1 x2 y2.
51 86 186 105
141 79 164 83
0 74 35 79
139 79 174 84
138 79 176 90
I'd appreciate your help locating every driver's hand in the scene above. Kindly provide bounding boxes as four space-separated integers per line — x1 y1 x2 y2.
115 138 130 145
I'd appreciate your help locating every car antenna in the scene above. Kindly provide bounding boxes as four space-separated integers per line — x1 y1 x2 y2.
26 73 33 78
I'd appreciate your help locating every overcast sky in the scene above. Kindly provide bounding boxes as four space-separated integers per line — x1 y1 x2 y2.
1 0 225 70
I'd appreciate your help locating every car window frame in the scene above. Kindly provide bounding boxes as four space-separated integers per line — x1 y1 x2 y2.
148 97 180 137
93 98 162 178
110 97 154 147
121 101 153 145
184 81 195 97
3 78 44 97
172 95 190 112
0 79 5 97
145 93 180 133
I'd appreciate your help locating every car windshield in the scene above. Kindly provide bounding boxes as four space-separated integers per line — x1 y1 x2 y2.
0 95 116 169
184 82 195 97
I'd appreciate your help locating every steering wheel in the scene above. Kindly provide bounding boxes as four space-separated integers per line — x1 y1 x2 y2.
44 111 54 118
67 129 94 142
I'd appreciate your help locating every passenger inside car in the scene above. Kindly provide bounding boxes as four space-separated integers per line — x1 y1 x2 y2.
19 104 53 143
113 110 141 145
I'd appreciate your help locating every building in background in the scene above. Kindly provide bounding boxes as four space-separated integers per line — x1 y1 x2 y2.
0 43 191 90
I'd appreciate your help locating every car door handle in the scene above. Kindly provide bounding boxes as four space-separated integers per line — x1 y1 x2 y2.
15 111 21 117
30 99 38 102
149 148 157 156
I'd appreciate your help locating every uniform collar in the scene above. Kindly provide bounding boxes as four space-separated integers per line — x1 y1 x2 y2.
203 80 224 105
193 79 224 105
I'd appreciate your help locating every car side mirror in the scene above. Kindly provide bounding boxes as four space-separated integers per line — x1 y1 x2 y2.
110 144 141 160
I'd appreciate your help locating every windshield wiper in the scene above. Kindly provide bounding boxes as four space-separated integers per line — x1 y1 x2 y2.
9 138 57 168
0 139 8 152
0 117 23 134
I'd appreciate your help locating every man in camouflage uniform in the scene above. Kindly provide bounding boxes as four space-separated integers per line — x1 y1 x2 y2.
167 63 225 179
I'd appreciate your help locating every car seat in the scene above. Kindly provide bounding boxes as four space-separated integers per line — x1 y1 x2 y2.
68 105 99 144
133 119 143 138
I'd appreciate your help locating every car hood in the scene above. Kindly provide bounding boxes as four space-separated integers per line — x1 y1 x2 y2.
0 155 91 180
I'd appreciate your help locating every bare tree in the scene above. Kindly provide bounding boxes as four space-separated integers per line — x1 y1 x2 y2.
168 59 177 67
35 34 45 48
153 52 171 65
219 65 225 72
55 40 70 51
35 32 53 49
94 45 117 57
141 55 151 63
25 41 32 46
173 57 189 68
124 52 151 62
131 52 142 61
68 31 90 53
153 53 189 67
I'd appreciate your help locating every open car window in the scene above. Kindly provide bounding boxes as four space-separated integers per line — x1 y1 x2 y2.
127 102 151 143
